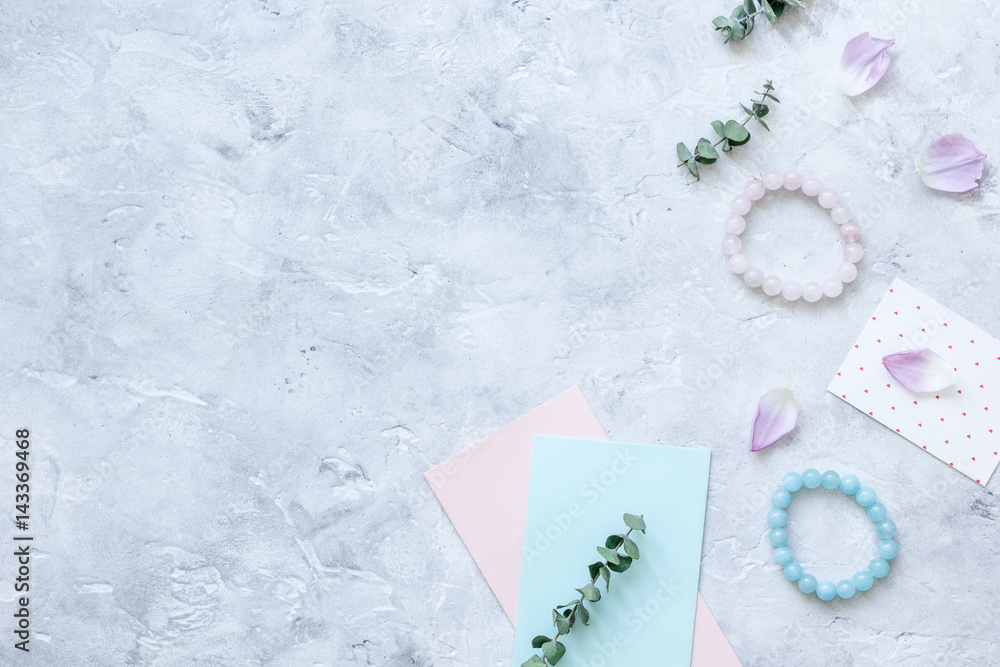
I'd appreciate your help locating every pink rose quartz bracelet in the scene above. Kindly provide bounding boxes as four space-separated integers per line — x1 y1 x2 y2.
723 169 865 302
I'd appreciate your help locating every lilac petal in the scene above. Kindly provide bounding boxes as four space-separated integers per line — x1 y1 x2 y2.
751 388 797 452
882 348 958 393
915 133 987 193
839 32 895 96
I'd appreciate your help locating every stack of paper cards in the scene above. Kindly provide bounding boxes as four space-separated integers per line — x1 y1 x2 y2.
425 387 741 666
829 279 1000 486
512 436 711 667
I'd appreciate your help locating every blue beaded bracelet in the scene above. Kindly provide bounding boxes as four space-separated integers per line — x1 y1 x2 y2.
767 469 897 601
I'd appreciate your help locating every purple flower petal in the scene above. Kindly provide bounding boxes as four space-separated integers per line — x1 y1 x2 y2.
839 32 895 96
751 388 797 452
915 134 987 193
882 348 958 393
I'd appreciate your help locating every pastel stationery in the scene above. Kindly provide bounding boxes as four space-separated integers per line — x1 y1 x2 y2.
829 279 1000 486
424 386 742 666
512 436 711 667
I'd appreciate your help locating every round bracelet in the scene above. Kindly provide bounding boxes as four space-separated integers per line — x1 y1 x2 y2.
724 170 864 302
767 469 897 601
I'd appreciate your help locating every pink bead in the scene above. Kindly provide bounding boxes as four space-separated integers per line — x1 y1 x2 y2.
840 223 862 243
743 267 765 288
844 242 864 263
783 171 803 190
729 253 750 274
744 180 766 201
831 203 852 224
762 275 783 296
723 235 742 255
802 281 823 302
818 188 839 209
763 170 784 190
781 281 802 301
725 214 746 235
823 278 844 298
731 195 752 216
837 262 859 283
801 177 823 197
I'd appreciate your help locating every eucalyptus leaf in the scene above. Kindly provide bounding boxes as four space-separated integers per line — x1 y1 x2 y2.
756 117 770 131
576 584 601 602
607 554 633 573
623 513 646 533
761 0 778 24
743 0 756 13
555 616 571 635
521 656 546 667
721 139 732 152
543 640 567 665
740 103 754 116
712 16 729 28
686 159 700 178
577 602 590 626
676 142 693 163
695 138 719 164
752 102 769 117
623 536 640 560
724 120 750 145
596 546 620 565
601 565 611 591
711 120 726 137
605 534 624 550
588 561 603 581
531 636 550 649
781 0 802 7
729 18 745 40
772 1 785 18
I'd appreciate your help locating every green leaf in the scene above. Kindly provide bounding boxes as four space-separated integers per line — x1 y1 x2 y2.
531 636 550 649
623 513 646 533
600 565 611 591
752 102 769 117
711 120 726 137
781 0 802 7
605 534 624 549
588 561 603 581
686 159 700 179
576 583 601 602
694 138 719 164
555 616 571 636
731 5 747 19
756 117 770 131
761 0 778 23
712 15 729 28
720 139 732 152
728 18 745 40
542 640 567 665
724 120 750 145
577 602 590 625
743 0 756 13
740 103 754 117
521 656 546 667
721 26 733 43
676 142 692 163
607 554 633 573
561 608 575 628
764 92 780 103
623 536 640 559
772 2 785 18
596 546 620 565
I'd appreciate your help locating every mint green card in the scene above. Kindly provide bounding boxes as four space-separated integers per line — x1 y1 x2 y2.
512 436 711 667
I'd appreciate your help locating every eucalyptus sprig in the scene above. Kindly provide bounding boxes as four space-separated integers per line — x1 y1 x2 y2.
713 0 802 43
676 81 778 181
520 513 647 667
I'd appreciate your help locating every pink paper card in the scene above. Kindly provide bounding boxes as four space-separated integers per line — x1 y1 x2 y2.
829 279 1000 486
424 386 741 667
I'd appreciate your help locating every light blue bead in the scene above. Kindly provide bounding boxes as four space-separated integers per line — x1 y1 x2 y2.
878 539 899 560
801 468 822 489
836 580 856 599
821 470 841 489
783 562 803 581
771 488 792 509
797 573 817 594
838 474 861 495
767 508 788 528
774 546 793 565
855 487 877 507
853 571 874 591
866 502 887 522
816 580 837 601
869 557 890 578
769 528 788 547
876 519 896 539
782 472 803 492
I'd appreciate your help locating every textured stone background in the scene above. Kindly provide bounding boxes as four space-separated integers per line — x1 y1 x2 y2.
2 1 999 665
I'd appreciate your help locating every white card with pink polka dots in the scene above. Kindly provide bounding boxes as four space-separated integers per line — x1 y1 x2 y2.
829 278 1000 486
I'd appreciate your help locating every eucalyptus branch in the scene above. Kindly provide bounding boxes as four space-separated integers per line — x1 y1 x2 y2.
713 0 803 44
520 513 647 667
676 81 779 181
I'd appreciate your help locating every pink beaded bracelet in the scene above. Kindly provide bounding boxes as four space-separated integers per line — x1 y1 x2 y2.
723 169 864 302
